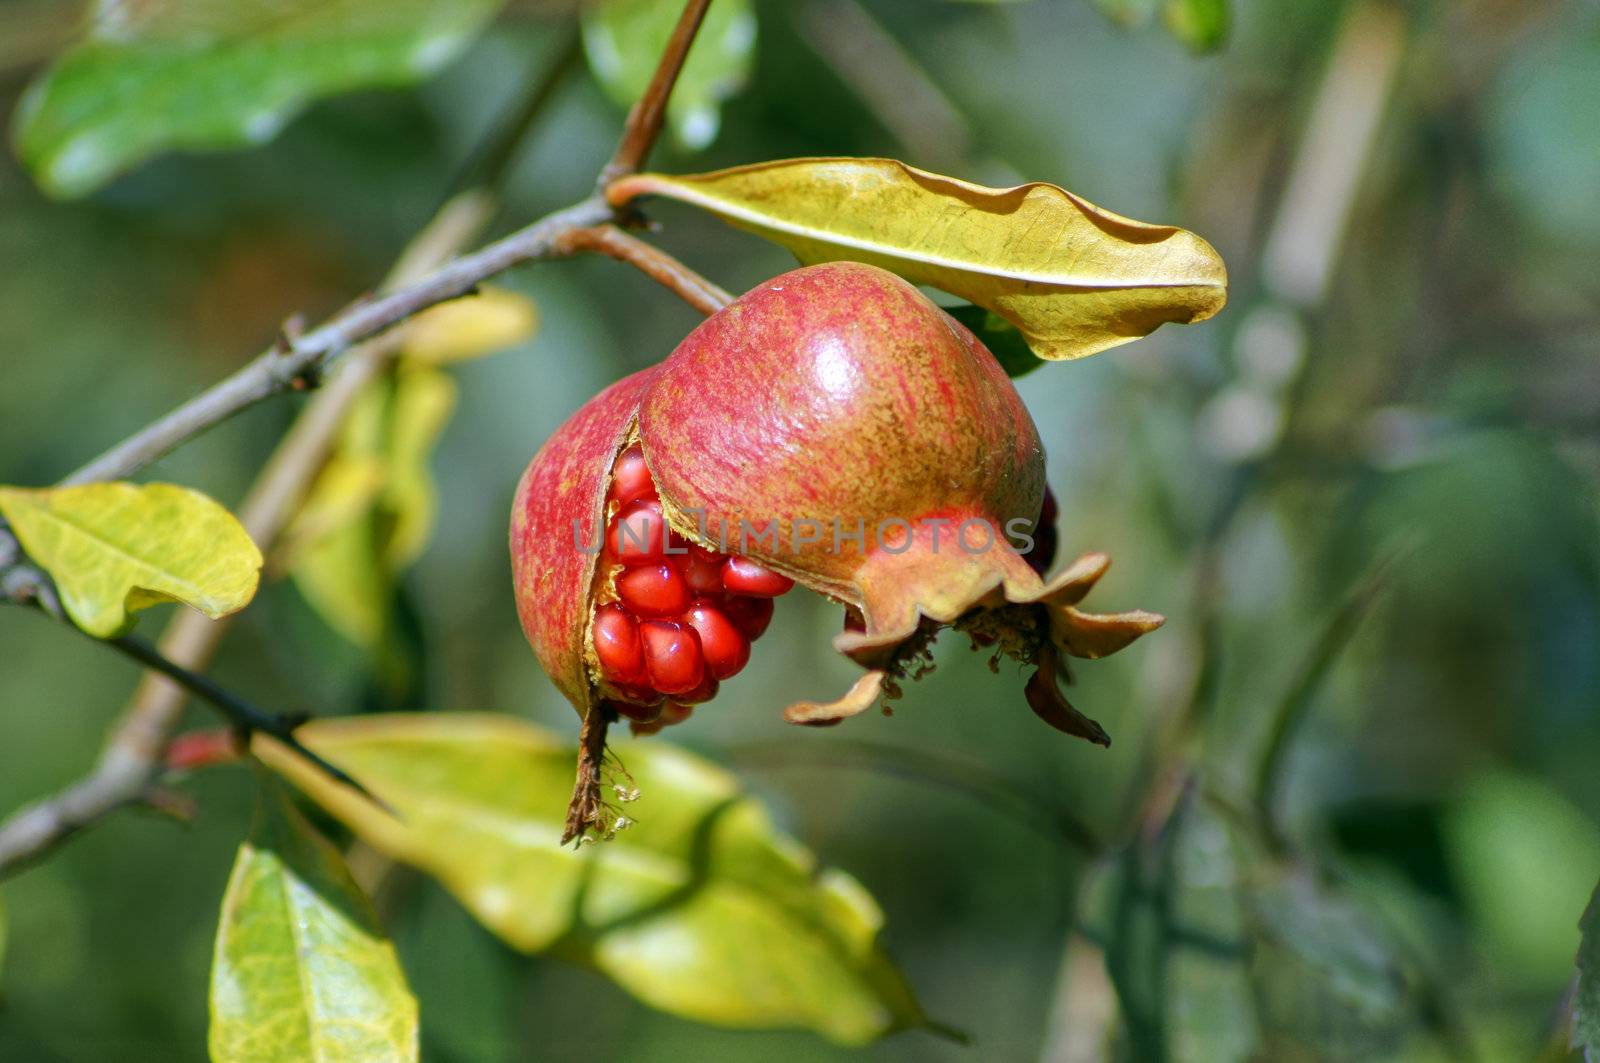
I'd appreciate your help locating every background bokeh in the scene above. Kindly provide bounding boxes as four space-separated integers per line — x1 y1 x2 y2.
2 0 1599 1059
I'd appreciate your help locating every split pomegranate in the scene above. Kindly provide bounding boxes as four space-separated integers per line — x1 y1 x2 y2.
510 261 1163 840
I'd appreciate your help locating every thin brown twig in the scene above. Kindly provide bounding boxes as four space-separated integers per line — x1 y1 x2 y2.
557 224 734 315
598 0 714 189
61 195 610 487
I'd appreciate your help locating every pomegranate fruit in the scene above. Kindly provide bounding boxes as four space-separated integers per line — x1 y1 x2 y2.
510 262 1162 840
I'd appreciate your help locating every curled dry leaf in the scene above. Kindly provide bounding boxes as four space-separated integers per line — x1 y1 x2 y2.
608 156 1227 360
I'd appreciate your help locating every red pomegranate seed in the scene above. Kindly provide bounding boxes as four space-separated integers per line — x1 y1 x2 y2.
617 562 691 617
607 498 668 563
721 556 794 597
610 445 656 505
640 620 704 695
721 595 775 640
675 674 720 705
682 550 725 595
591 604 646 684
613 683 664 707
683 599 750 680
604 697 661 723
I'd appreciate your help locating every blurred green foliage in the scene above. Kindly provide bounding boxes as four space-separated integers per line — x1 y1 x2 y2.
2 0 1600 1060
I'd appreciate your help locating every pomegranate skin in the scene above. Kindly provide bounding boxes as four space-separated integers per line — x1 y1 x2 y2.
639 262 1045 600
510 367 657 717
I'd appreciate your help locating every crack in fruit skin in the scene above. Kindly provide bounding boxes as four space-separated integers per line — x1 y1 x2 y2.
590 445 793 730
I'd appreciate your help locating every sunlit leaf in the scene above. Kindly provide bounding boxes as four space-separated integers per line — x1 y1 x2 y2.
1576 878 1600 1059
210 773 416 1063
609 157 1227 360
0 482 261 638
399 287 538 367
944 304 1045 378
288 365 456 650
1162 0 1229 52
582 0 757 151
13 0 505 198
255 713 927 1045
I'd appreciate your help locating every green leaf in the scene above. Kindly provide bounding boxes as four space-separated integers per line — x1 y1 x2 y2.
1162 0 1229 52
287 364 456 650
0 482 262 637
1576 878 1600 1058
210 773 417 1063
254 713 927 1045
582 0 757 151
1093 0 1159 30
1445 772 1600 986
13 0 505 198
944 304 1046 378
609 158 1227 361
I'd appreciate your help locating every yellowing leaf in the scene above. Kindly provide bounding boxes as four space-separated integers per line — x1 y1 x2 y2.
383 364 457 568
609 157 1228 360
399 286 538 366
1163 0 1229 52
255 713 927 1045
210 774 417 1063
277 456 387 571
288 365 456 650
0 482 261 637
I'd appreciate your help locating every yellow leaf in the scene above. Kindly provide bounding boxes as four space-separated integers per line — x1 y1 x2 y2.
277 456 387 571
609 157 1228 360
290 509 388 650
0 482 261 637
287 366 456 649
399 286 538 366
255 713 929 1044
383 364 456 568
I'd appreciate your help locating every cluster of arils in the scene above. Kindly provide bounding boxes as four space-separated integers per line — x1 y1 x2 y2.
588 445 793 734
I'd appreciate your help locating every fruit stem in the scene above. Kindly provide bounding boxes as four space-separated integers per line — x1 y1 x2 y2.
556 225 732 316
562 705 615 844
598 0 715 189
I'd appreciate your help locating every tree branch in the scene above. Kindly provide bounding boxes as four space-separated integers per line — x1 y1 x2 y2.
103 634 384 810
557 224 733 315
63 196 610 487
598 0 715 189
